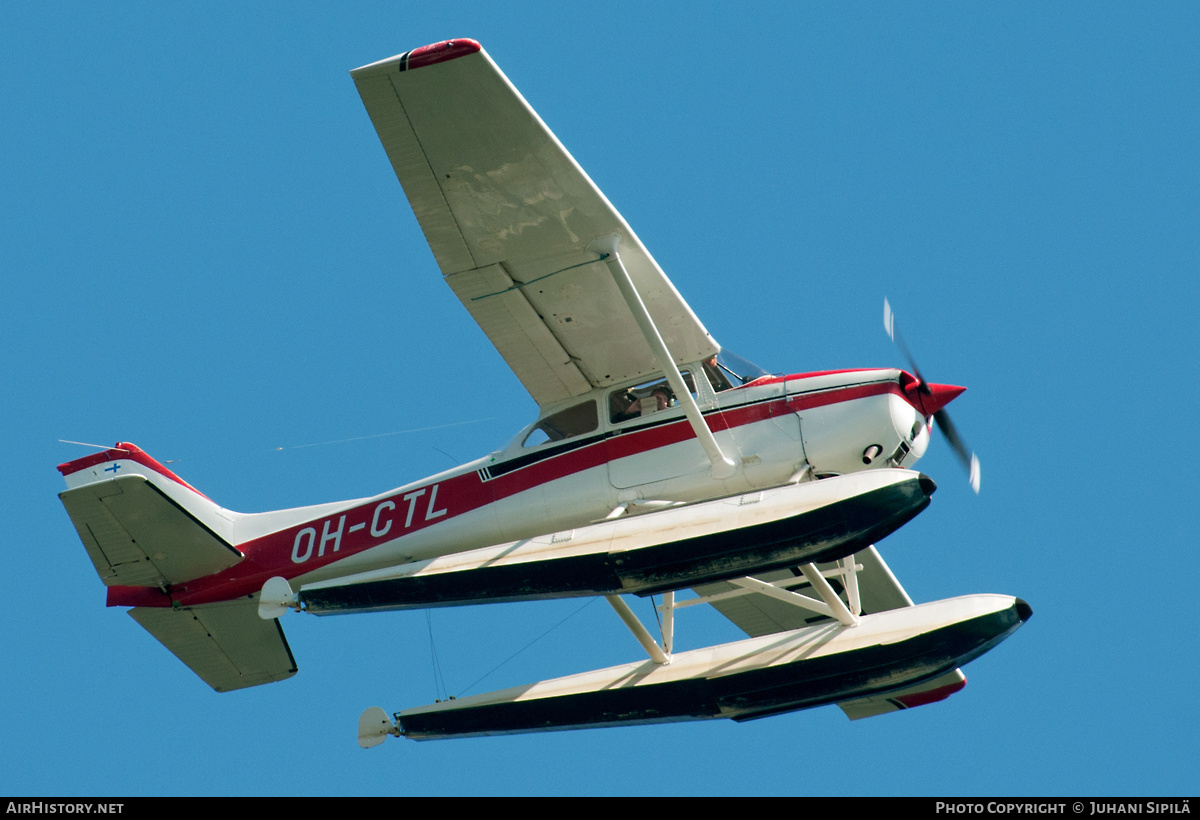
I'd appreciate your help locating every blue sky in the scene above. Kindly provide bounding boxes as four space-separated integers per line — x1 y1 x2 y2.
4 2 1197 796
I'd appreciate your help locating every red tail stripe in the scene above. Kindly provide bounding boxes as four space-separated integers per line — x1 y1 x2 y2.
57 442 210 500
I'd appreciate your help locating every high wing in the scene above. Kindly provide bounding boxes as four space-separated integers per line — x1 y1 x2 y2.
351 40 718 407
693 546 968 719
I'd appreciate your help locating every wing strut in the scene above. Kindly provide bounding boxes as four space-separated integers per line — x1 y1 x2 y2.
592 235 738 480
606 595 670 664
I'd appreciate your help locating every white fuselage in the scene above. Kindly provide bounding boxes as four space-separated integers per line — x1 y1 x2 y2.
100 366 929 609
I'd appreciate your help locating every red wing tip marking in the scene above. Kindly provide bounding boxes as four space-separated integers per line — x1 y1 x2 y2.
405 38 482 69
894 677 968 709
351 39 482 76
57 441 210 500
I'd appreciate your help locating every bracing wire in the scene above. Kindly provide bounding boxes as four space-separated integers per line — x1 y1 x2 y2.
60 417 497 464
426 610 450 702
267 418 496 453
57 440 131 452
455 598 598 698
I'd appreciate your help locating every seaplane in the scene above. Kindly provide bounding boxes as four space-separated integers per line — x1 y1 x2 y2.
57 39 1029 745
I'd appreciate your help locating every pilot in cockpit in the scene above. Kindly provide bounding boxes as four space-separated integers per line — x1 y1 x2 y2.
648 387 672 411
703 356 734 393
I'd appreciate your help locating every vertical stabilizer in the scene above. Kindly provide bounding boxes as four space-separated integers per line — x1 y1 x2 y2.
58 443 243 587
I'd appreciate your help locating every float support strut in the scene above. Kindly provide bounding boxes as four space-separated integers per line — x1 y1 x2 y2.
606 595 670 664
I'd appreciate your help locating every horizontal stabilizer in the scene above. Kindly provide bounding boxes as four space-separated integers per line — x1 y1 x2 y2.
60 475 242 587
129 598 298 692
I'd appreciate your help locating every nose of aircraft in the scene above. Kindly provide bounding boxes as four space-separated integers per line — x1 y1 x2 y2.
910 382 966 418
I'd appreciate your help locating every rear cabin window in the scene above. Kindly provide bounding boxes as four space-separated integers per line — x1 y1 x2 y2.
522 400 598 448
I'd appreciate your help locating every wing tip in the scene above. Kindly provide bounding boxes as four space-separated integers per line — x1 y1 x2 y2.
351 38 482 76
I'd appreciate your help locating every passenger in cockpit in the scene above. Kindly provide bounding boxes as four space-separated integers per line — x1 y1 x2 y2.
610 389 639 423
648 387 672 412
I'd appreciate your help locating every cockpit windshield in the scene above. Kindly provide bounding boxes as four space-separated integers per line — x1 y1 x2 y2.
709 350 770 389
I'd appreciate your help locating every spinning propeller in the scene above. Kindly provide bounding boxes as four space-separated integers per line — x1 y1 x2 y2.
884 298 981 493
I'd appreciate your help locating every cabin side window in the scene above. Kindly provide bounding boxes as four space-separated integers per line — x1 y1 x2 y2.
608 372 694 424
522 400 599 448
